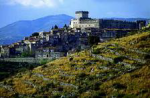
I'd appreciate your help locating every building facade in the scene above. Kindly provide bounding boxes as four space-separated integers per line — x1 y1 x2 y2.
70 11 100 29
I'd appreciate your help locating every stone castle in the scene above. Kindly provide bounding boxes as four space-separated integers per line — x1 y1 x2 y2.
70 11 146 30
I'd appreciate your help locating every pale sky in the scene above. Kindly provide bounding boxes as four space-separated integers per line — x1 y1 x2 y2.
0 0 150 28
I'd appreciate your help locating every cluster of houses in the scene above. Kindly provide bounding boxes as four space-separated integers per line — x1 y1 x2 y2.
0 11 147 59
0 26 90 58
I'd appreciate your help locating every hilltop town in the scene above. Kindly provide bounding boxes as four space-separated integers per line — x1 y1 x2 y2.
0 19 150 97
0 11 147 59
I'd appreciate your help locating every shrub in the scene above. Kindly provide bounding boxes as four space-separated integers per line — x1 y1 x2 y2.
84 62 92 66
78 73 87 78
122 94 137 98
21 51 34 57
90 81 101 90
144 54 150 60
113 83 126 89
113 92 125 98
92 48 101 54
57 87 63 91
70 63 76 67
92 91 106 97
40 59 51 65
69 57 74 61
47 82 55 88
113 56 126 63
88 36 100 46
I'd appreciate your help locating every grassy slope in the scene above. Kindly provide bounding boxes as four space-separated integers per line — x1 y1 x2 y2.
0 28 150 97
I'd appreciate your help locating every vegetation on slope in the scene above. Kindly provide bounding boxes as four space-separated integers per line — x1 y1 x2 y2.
0 28 150 97
0 62 40 81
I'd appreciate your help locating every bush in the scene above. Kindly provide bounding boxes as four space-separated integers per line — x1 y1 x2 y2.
144 54 150 60
46 82 55 88
40 59 48 65
84 62 92 66
70 63 76 67
113 92 125 98
40 59 53 65
92 48 101 54
113 83 126 89
78 73 87 78
21 51 34 57
122 94 137 98
32 32 39 36
90 81 101 90
88 36 100 46
113 56 126 63
92 91 106 97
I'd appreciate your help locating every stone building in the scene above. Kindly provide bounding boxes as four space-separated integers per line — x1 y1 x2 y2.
0 45 10 57
35 47 65 59
70 11 100 29
70 11 146 30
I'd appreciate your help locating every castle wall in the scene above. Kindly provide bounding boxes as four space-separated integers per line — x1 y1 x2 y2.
70 11 143 30
100 20 138 29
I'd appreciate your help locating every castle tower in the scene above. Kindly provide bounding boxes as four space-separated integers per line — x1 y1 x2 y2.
75 11 89 19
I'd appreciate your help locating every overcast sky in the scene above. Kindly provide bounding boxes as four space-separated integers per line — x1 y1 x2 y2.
0 0 150 28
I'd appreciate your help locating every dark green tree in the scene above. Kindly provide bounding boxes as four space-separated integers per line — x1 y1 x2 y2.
63 24 68 29
88 36 100 56
54 25 58 29
88 36 100 47
32 32 39 36
51 26 54 30
76 46 81 55
21 51 34 57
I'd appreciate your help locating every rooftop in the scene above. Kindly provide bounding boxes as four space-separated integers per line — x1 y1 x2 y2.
75 11 89 14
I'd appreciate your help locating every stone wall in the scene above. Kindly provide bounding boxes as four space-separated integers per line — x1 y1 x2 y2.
0 57 53 64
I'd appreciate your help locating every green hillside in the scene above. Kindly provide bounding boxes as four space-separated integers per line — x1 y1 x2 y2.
0 27 150 97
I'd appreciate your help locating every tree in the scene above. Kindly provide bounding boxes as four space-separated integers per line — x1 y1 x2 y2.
88 36 100 56
32 32 39 36
76 46 81 55
21 51 34 57
63 24 68 29
88 36 100 47
54 25 58 29
51 26 54 30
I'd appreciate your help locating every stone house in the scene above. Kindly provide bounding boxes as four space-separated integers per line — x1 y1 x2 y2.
39 31 45 38
35 48 50 58
67 49 77 56
13 44 29 56
35 46 65 59
35 47 55 58
14 45 24 54
49 34 61 46
0 45 10 57
9 46 16 57
50 52 65 59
